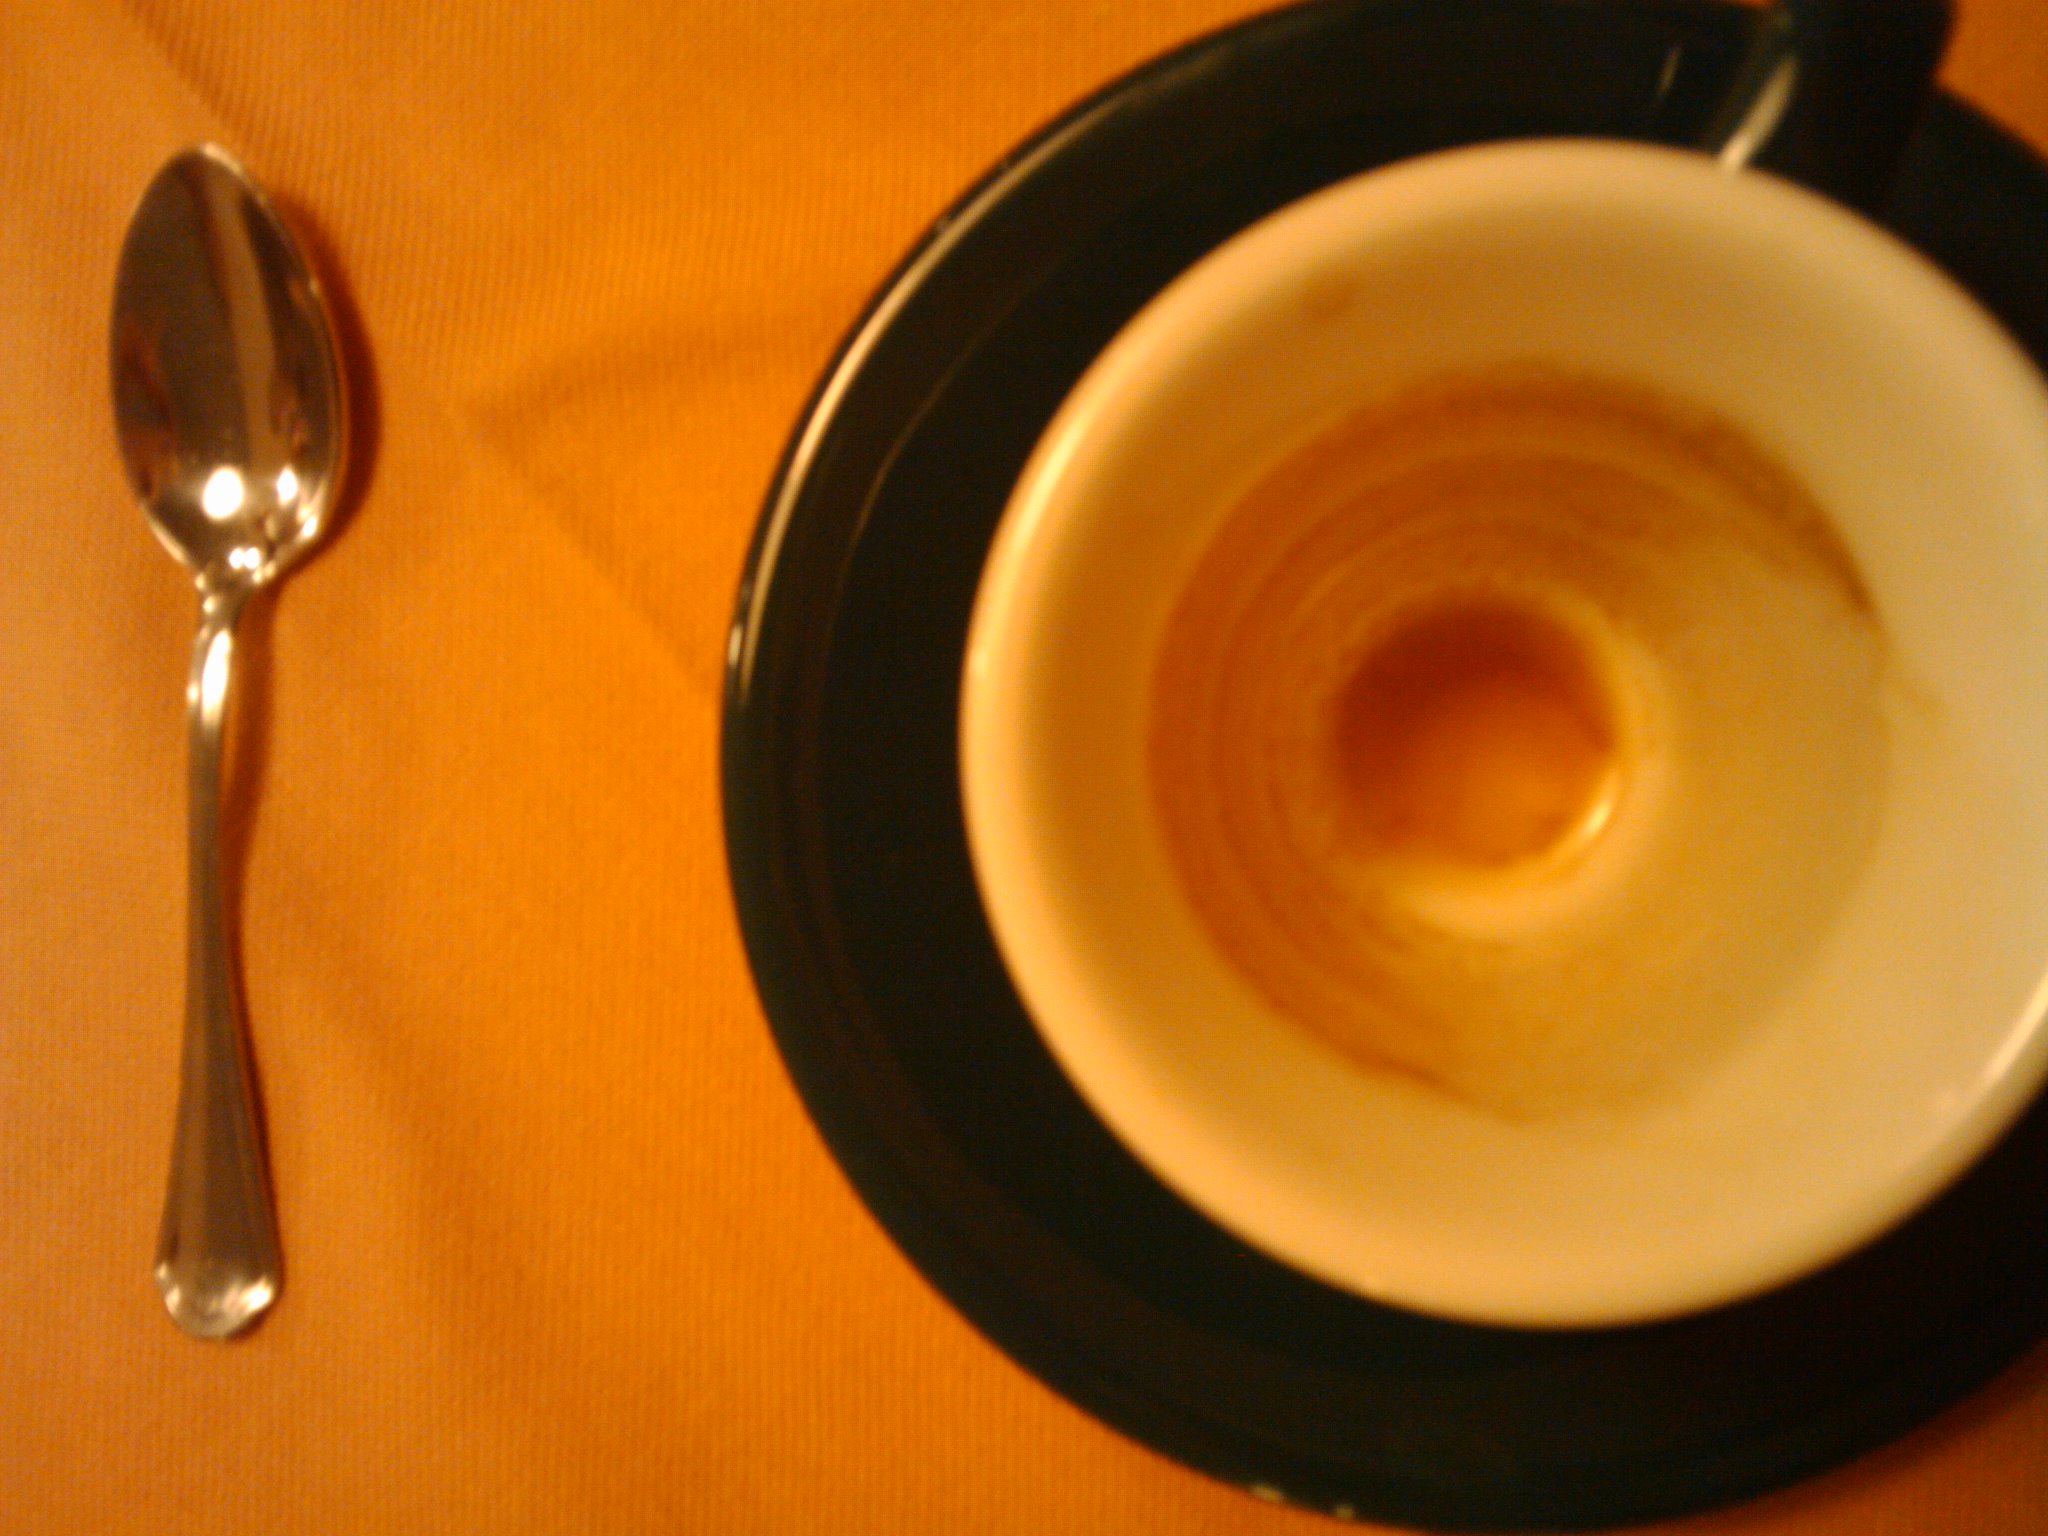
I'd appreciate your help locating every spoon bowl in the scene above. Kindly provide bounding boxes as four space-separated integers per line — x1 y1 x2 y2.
114 144 345 591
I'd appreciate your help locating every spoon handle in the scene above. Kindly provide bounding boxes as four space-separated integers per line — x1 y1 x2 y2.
155 587 281 1339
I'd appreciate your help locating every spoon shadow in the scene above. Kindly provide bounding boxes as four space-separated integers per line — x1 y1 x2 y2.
273 193 381 563
216 191 380 1037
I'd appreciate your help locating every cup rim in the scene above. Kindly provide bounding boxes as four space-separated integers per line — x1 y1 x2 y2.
961 136 2048 1327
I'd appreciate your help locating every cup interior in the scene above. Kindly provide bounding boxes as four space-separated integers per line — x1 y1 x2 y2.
960 140 2048 1326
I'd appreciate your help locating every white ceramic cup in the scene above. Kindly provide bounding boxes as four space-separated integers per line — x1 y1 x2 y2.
960 139 2048 1328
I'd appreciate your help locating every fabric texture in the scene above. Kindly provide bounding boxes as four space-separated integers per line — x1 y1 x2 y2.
4 0 2045 1530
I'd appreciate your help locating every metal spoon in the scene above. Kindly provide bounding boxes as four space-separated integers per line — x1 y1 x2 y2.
111 144 347 1339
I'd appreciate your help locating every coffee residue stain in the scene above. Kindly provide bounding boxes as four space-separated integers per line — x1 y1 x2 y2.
1148 366 1890 1122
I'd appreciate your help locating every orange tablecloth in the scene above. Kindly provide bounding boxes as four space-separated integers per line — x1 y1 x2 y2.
6 1 2047 1530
